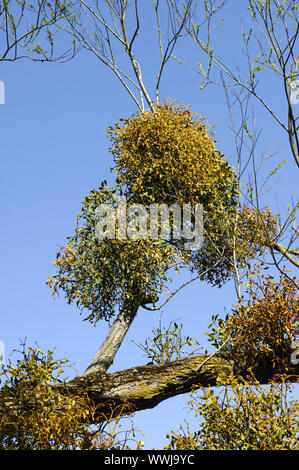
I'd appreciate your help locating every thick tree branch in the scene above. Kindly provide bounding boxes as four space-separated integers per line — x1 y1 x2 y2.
82 299 140 376
82 293 157 376
67 353 299 421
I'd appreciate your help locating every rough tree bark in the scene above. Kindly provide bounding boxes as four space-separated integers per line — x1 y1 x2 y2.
82 300 140 376
66 352 299 421
82 291 157 376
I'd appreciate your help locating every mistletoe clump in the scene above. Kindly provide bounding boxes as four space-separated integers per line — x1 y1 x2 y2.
0 346 137 450
108 101 237 208
48 102 278 323
207 266 299 374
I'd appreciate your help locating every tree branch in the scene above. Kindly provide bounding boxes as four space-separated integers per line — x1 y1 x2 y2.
82 299 140 376
67 353 299 421
273 242 299 269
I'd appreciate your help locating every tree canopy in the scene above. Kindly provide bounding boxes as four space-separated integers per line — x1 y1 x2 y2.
1 0 298 452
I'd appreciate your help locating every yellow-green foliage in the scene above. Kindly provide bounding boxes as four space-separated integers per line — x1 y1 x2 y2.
0 346 141 450
166 378 299 450
135 318 202 365
47 101 278 322
108 102 236 206
108 101 277 278
207 265 299 373
234 206 277 259
47 182 187 324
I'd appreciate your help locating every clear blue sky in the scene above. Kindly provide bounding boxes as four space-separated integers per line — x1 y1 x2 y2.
1 2 298 449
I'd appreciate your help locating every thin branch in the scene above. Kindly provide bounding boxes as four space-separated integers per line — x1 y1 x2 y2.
195 334 231 372
141 259 222 311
